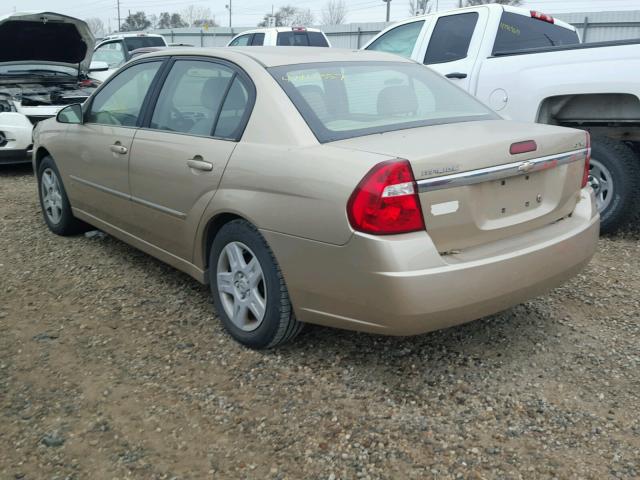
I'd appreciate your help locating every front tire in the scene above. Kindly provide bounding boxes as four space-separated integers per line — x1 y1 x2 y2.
589 137 640 234
209 219 303 349
37 156 89 236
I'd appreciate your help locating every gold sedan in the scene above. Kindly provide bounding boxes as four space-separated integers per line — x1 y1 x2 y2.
33 47 599 348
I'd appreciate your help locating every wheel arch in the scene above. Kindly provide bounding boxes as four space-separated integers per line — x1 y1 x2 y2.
34 146 51 173
200 212 245 274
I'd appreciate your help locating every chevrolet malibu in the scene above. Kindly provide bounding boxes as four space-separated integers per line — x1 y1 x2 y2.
33 47 599 348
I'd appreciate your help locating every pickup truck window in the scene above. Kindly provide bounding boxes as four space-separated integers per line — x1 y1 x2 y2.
366 21 424 59
230 34 252 46
123 36 166 51
493 12 579 55
271 61 497 143
424 13 478 64
251 33 265 46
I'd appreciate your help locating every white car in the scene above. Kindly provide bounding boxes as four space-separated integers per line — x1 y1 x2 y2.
227 27 330 47
0 11 100 164
91 33 167 82
364 4 640 233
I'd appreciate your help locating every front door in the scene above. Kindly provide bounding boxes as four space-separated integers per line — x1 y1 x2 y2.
128 58 253 261
65 60 163 229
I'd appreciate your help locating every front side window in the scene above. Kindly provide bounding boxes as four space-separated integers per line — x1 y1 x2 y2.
87 61 162 126
493 12 579 54
251 33 265 45
230 34 252 46
271 61 497 143
93 42 126 68
424 13 478 64
150 60 234 136
366 21 424 59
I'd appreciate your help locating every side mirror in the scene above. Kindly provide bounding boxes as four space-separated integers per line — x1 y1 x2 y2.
89 61 109 72
56 104 83 124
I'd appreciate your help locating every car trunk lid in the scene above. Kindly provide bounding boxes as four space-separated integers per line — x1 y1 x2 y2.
332 120 589 252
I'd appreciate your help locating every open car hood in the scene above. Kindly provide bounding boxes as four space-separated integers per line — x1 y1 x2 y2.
0 12 95 71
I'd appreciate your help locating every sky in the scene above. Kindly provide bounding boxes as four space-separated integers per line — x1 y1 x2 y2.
2 0 639 31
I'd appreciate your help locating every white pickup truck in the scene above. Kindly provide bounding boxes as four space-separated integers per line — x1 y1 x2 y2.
364 4 640 233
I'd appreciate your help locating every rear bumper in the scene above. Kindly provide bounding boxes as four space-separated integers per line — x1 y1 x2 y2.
263 189 599 336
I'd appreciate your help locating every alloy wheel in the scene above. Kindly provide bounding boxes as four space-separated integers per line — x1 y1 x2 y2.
216 241 267 332
41 168 63 224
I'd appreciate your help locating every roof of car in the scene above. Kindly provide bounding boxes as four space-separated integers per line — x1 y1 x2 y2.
141 46 413 67
234 27 325 35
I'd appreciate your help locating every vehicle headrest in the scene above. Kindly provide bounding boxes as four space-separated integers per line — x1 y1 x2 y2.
223 80 247 111
377 85 418 116
201 76 230 109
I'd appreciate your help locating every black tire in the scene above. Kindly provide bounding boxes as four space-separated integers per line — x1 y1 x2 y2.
590 136 640 234
209 219 303 349
37 156 89 236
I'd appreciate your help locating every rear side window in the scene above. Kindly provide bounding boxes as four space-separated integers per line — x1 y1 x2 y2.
150 60 234 136
251 33 265 45
424 13 478 64
308 32 329 47
493 12 580 54
366 21 424 59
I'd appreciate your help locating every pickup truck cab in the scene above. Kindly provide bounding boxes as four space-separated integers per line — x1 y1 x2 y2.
91 33 167 82
227 27 330 47
365 4 640 232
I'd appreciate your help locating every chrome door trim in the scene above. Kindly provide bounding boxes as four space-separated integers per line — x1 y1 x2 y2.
416 148 588 192
70 174 186 219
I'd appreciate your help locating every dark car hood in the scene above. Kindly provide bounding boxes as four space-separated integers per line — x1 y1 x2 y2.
0 12 95 71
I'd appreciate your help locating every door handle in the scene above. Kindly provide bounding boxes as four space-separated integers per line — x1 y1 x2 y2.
110 142 128 154
445 72 467 79
187 157 213 171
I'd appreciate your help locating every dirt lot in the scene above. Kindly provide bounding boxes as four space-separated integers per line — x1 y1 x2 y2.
1 164 639 480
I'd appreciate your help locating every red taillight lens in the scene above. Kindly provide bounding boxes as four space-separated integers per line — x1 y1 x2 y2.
530 10 554 23
510 140 537 155
582 131 591 188
347 159 425 235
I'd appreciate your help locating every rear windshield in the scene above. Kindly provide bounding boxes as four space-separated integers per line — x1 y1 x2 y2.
271 61 497 143
276 31 329 47
493 12 579 54
124 36 166 51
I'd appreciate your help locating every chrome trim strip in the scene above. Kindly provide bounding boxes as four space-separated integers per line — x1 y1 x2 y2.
70 175 187 219
416 148 588 193
70 175 129 200
130 195 187 219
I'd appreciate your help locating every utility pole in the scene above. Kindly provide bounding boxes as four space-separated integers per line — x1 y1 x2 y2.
226 0 232 28
117 0 121 32
458 0 462 7
383 0 391 22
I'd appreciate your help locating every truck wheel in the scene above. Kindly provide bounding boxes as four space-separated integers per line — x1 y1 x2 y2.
589 137 640 234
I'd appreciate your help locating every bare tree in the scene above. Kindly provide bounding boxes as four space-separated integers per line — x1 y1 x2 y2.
465 0 521 5
291 8 315 26
85 17 105 38
259 5 315 27
322 0 347 25
408 0 431 16
181 5 214 26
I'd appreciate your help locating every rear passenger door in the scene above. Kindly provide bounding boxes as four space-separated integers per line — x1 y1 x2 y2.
128 58 254 261
419 10 488 92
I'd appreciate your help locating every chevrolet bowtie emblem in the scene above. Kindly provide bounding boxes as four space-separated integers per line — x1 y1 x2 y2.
518 161 535 173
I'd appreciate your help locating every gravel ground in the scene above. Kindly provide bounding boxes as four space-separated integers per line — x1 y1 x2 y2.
1 164 639 480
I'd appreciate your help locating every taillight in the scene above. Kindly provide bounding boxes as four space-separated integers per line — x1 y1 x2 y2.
347 159 425 235
510 140 537 155
530 10 554 23
582 131 591 188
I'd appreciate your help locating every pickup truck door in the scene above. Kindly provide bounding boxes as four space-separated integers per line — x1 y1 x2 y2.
417 8 489 93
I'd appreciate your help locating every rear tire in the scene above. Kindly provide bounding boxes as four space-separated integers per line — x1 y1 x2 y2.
589 137 640 234
37 156 89 236
209 219 303 349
